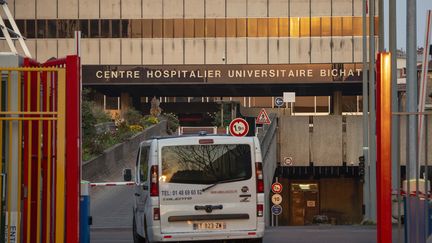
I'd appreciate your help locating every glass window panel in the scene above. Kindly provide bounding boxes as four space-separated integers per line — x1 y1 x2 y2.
79 20 89 38
16 20 25 37
279 18 289 37
310 17 321 37
247 18 257 37
195 19 205 37
300 17 310 37
374 17 379 36
142 19 152 38
174 19 183 38
106 96 119 110
352 17 363 36
342 17 353 36
47 20 57 38
112 20 120 38
332 17 342 36
289 17 299 37
153 19 163 38
236 18 246 37
321 17 331 36
100 19 110 38
184 19 194 37
131 20 142 38
205 19 215 37
215 19 225 37
226 19 236 37
37 19 46 38
268 18 278 37
26 20 35 38
57 20 77 38
122 20 129 38
257 18 268 37
163 19 174 38
90 19 99 38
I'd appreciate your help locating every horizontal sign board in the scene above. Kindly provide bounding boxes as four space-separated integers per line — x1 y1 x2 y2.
82 63 364 85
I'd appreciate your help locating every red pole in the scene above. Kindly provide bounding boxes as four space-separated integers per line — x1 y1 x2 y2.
376 52 392 243
65 55 81 243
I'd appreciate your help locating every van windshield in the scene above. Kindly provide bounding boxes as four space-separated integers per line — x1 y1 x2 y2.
161 144 252 184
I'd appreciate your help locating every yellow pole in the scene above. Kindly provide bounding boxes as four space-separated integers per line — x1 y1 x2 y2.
45 72 52 243
17 70 22 243
7 71 11 243
36 72 42 243
26 71 32 243
55 69 66 243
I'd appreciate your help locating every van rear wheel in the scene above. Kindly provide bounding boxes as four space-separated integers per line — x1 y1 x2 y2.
133 215 145 243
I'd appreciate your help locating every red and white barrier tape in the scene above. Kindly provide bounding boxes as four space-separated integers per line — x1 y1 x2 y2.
90 182 135 187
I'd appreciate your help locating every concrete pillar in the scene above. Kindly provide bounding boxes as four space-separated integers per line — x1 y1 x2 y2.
332 91 343 115
120 92 131 118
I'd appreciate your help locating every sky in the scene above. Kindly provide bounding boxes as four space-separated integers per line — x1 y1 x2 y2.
390 0 432 50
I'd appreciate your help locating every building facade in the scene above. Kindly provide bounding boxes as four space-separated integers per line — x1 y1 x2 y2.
1 0 380 225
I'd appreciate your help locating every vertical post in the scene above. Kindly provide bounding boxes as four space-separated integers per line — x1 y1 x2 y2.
369 0 377 222
362 0 370 221
378 0 384 51
376 52 392 243
65 56 81 243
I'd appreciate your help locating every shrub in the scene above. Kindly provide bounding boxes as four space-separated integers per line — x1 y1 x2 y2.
161 113 180 134
140 115 159 127
129 124 144 133
124 108 142 125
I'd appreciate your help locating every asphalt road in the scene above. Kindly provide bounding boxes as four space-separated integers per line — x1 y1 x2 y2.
89 185 401 243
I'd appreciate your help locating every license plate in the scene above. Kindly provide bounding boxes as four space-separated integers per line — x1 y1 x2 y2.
193 222 226 230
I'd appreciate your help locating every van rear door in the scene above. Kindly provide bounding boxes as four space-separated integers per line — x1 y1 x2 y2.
158 137 257 234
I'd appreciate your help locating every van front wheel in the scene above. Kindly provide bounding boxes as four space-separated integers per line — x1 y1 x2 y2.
133 215 145 243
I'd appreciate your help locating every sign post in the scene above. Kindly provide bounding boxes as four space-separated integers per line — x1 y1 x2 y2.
283 92 296 115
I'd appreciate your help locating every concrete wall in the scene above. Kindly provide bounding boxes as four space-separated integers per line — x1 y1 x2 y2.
311 116 343 166
82 121 167 183
279 116 309 166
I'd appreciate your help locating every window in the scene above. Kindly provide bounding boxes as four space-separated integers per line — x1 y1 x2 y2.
268 18 278 37
310 17 321 37
342 17 353 36
90 19 99 38
112 20 120 38
79 20 89 38
184 19 194 37
321 17 331 36
121 20 129 38
279 18 289 37
47 20 57 38
194 19 204 37
236 19 246 37
163 19 174 38
100 19 110 38
290 17 299 37
215 19 225 37
105 96 119 110
15 20 25 37
152 19 163 38
332 17 342 36
130 20 142 38
142 19 152 38
162 144 252 184
139 147 149 182
257 18 268 37
300 17 310 37
174 19 183 38
226 19 236 37
205 19 215 37
37 19 46 38
247 18 257 37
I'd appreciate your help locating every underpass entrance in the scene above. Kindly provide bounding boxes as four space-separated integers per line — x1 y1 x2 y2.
290 183 319 226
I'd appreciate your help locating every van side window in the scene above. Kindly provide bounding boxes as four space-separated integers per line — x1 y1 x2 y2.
139 146 150 182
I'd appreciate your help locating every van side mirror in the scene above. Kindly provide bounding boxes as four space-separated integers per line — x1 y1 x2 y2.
123 168 132 181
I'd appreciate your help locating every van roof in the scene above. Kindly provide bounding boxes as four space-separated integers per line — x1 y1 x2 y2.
150 133 234 140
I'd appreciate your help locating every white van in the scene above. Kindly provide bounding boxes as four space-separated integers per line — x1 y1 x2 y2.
129 134 265 243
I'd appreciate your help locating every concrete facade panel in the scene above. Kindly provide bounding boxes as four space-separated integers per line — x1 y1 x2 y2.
311 37 331 63
81 39 100 64
6 0 14 17
79 0 100 19
58 0 78 18
206 0 225 18
25 39 37 59
100 0 121 19
143 39 162 64
36 39 57 62
269 38 289 64
353 0 362 16
332 0 353 16
312 116 343 166
346 116 363 165
36 0 56 18
15 0 35 19
279 116 310 166
205 38 225 64
227 0 247 17
122 39 142 64
100 39 121 64
122 0 142 19
185 39 205 64
332 37 353 63
248 38 268 64
290 0 309 17
226 38 247 64
57 39 75 57
185 0 204 18
143 0 163 18
247 0 267 17
163 38 184 64
268 0 288 17
311 0 331 16
290 38 310 64
163 0 183 18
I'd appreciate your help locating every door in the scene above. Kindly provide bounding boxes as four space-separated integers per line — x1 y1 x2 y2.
158 137 257 234
290 183 319 225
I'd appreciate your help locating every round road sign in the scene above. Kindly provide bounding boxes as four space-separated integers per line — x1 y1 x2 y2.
271 205 283 215
271 193 282 205
271 182 283 194
229 118 249 137
275 97 284 107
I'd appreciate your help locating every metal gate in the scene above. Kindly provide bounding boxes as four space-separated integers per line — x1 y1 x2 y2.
0 55 80 243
